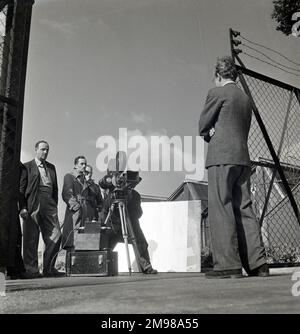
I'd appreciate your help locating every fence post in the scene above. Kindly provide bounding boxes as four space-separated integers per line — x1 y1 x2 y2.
0 0 34 267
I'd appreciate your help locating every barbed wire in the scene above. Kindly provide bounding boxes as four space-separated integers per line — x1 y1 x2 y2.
242 52 300 77
242 43 300 73
240 34 300 67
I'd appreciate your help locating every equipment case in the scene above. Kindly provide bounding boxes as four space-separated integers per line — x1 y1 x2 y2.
65 250 118 277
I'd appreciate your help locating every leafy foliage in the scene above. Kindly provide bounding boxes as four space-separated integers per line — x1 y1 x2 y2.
265 244 300 264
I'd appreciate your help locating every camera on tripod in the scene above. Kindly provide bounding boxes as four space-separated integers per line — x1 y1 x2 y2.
111 171 141 201
100 169 141 202
98 152 143 274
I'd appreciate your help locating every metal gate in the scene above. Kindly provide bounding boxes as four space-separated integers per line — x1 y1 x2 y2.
230 28 300 265
236 66 300 265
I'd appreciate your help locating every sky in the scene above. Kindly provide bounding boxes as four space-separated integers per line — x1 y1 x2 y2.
21 0 300 220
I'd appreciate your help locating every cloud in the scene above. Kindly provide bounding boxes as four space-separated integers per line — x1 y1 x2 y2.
95 128 205 179
39 18 75 35
120 128 204 176
130 112 152 125
96 17 115 33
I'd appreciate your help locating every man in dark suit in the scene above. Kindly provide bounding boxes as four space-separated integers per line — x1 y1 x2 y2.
84 164 103 221
61 156 88 250
22 141 63 278
198 56 268 279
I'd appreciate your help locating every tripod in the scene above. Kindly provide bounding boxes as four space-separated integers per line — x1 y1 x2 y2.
103 198 142 275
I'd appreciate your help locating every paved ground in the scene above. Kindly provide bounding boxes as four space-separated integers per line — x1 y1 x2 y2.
1 268 300 314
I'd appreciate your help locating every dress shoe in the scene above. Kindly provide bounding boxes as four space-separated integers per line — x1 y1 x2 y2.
143 267 158 274
22 271 43 279
43 268 65 278
7 271 28 280
248 263 269 277
205 269 243 279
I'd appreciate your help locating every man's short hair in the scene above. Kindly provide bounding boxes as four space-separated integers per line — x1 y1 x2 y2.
74 156 86 165
35 140 49 149
215 56 238 81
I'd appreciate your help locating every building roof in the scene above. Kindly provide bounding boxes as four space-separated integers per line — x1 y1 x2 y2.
141 194 168 202
168 179 208 201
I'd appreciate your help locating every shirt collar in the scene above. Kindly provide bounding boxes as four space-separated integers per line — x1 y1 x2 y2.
35 158 45 167
222 80 236 86
72 168 84 179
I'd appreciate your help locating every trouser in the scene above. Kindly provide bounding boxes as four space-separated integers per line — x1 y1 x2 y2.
207 165 266 272
7 214 25 276
127 215 152 271
23 193 62 274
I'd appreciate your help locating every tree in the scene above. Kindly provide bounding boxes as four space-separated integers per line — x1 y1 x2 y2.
271 0 300 36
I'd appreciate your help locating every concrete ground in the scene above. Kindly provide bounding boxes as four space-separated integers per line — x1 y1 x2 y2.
1 267 300 314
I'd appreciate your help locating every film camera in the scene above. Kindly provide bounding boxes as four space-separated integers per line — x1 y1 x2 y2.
100 170 142 201
99 151 142 201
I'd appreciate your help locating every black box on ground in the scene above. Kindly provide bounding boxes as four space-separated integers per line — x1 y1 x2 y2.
65 250 118 277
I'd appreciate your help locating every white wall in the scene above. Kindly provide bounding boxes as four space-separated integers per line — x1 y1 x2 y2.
115 200 202 273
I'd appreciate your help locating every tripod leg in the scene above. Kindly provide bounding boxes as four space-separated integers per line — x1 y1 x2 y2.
118 202 132 275
103 203 114 226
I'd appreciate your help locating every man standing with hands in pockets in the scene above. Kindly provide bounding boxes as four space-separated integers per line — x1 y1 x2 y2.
22 141 63 278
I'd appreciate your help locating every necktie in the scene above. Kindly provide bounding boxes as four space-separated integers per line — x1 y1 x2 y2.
39 162 51 185
78 174 85 186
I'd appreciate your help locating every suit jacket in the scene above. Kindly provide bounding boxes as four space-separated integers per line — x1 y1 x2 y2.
23 159 58 213
127 189 143 221
19 162 28 211
61 171 89 248
86 179 103 219
199 83 252 168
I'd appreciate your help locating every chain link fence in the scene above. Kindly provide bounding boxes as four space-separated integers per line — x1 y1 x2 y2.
236 66 300 266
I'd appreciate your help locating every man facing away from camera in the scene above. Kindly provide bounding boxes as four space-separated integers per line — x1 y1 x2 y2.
198 56 269 279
